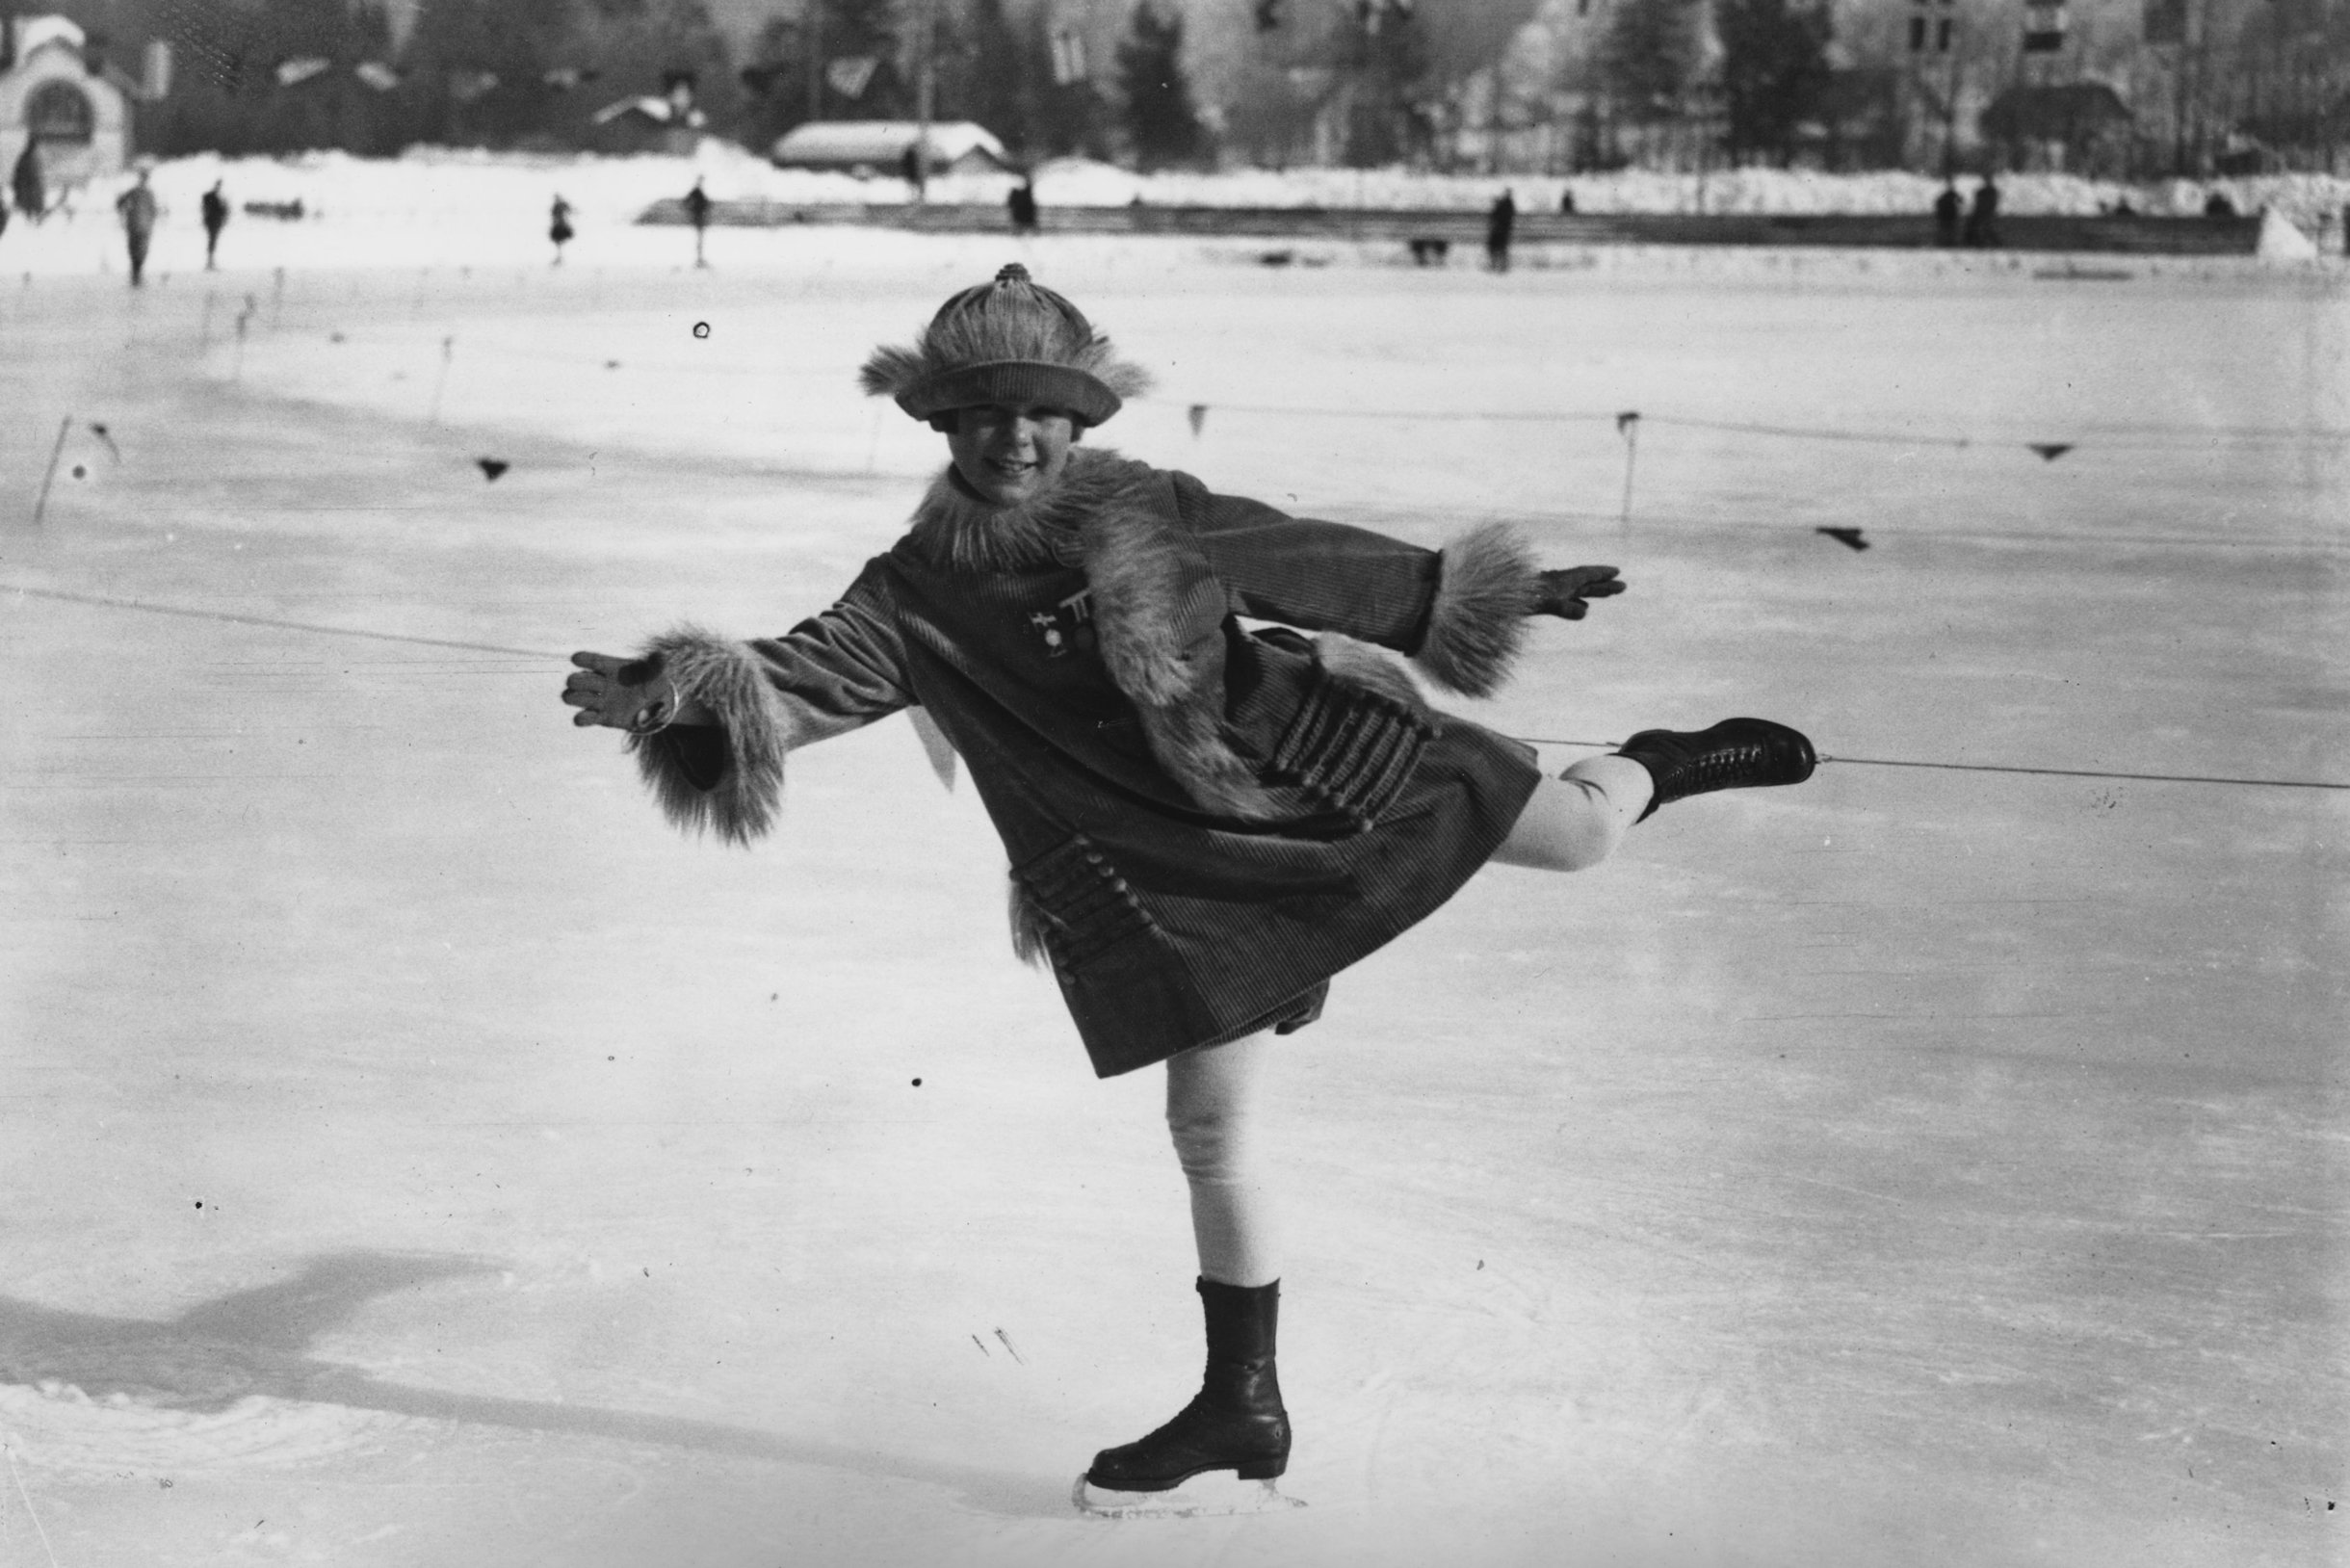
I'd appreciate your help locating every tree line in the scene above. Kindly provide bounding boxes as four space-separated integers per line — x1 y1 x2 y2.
110 0 1218 169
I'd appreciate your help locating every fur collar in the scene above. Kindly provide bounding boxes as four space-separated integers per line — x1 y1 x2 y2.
902 447 1151 573
901 447 1278 821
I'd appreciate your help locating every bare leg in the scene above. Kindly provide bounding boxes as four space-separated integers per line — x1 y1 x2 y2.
1165 1032 1278 1288
1489 754 1654 872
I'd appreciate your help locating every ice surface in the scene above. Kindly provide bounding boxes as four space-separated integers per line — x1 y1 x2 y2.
0 218 2343 1568
1072 1473 1306 1518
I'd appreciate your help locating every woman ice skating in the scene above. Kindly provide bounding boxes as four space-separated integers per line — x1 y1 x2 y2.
561 264 1816 1511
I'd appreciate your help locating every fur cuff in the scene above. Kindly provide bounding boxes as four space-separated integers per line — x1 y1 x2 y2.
1412 522 1541 697
625 626 794 846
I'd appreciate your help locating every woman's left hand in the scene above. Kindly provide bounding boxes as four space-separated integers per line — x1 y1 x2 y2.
563 651 688 732
1534 566 1626 620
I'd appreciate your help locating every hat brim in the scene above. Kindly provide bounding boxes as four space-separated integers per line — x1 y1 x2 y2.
895 361 1123 428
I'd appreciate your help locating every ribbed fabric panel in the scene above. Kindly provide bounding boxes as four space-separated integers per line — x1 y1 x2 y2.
1015 834 1158 969
1266 676 1435 832
901 360 1123 425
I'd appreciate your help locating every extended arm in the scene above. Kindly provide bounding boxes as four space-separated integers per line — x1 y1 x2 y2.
1180 483 1623 697
562 563 913 844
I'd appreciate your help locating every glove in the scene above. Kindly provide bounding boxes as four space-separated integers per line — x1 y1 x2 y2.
1533 565 1626 620
563 651 686 733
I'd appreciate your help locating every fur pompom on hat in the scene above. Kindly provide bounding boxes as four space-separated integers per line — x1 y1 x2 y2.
859 263 1151 429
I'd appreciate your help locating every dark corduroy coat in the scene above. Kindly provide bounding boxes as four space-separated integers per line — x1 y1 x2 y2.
634 448 1546 1077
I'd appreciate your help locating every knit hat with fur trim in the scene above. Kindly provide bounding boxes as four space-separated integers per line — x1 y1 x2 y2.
859 264 1150 429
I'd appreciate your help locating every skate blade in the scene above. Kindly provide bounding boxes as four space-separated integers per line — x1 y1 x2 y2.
1072 1472 1305 1518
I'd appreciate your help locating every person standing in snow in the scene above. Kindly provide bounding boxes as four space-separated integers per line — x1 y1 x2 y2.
683 177 713 268
13 137 46 225
202 180 229 270
116 166 159 287
1933 182 1962 248
1964 174 2001 248
549 195 574 266
1486 188 1517 272
561 264 1815 1507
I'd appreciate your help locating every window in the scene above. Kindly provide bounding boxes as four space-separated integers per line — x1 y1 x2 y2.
27 80 95 144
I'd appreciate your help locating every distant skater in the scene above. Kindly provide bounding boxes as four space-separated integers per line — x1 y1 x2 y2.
562 263 1816 1515
549 195 574 266
1558 187 1577 215
1963 174 2000 248
201 180 229 266
684 177 712 268
1933 182 1962 247
201 180 228 270
13 137 45 225
1007 176 1039 234
116 167 158 287
1486 188 1517 272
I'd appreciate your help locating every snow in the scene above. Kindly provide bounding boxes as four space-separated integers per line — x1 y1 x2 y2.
0 202 2343 1567
2257 206 2321 261
4 145 2344 280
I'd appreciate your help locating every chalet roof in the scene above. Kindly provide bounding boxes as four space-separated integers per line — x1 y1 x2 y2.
770 120 1008 169
8 13 86 63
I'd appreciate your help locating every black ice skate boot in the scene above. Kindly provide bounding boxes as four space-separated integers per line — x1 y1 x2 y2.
1617 718 1816 822
1084 1278 1291 1493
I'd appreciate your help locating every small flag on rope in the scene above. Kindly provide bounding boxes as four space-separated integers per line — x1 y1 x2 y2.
1615 410 1640 435
2029 443 2075 461
478 458 509 482
1816 527 1869 551
1188 404 1207 438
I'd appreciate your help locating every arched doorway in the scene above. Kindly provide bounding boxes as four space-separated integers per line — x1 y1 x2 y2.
26 79 96 144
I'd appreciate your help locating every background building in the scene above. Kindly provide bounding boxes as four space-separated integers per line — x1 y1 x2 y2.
1 14 145 193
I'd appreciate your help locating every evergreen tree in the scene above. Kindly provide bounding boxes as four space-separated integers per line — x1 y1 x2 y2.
1340 0 1433 167
1115 1 1202 168
958 0 1033 152
399 0 578 146
1601 0 1703 122
815 0 910 119
738 13 815 148
1715 0 1831 165
1026 5 1110 158
567 0 740 135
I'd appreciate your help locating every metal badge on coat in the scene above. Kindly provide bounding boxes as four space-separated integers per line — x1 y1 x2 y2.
1028 588 1096 659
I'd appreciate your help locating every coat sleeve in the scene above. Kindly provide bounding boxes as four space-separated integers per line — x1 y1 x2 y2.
628 560 913 845
1178 479 1544 698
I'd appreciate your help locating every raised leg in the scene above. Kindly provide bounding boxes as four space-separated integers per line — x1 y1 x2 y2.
1489 754 1654 872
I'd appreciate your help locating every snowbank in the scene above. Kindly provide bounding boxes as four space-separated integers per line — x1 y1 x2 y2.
4 144 2339 278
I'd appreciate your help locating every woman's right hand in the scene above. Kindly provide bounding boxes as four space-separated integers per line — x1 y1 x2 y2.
562 651 684 732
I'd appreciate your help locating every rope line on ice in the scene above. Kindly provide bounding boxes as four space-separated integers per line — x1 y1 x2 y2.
1188 402 2350 456
1524 736 2349 792
5 585 553 661
13 585 2343 795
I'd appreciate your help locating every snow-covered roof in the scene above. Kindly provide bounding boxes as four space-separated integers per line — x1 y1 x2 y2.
771 121 1007 169
592 95 677 127
9 13 87 61
592 95 707 129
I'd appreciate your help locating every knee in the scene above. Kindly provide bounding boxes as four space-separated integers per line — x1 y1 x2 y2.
1496 776 1626 873
1167 1102 1250 1186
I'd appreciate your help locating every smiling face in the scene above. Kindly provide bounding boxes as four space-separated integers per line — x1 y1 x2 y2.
944 403 1078 506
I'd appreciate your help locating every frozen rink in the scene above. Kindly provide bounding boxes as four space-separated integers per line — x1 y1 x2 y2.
2 232 2345 1567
